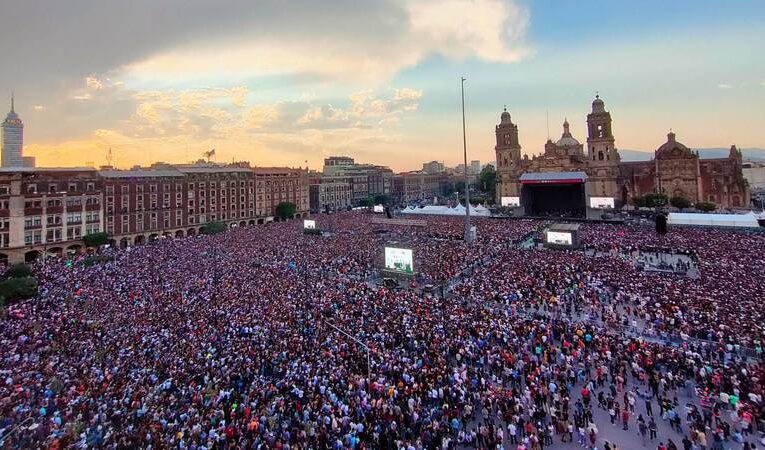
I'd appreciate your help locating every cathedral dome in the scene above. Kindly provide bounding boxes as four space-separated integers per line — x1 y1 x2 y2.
655 131 693 159
555 119 580 147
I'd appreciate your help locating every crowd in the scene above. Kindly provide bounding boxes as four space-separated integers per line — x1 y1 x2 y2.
0 212 763 449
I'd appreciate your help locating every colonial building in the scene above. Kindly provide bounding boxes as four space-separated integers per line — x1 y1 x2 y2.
0 167 103 263
620 135 750 208
495 95 749 211
0 162 309 264
322 156 393 205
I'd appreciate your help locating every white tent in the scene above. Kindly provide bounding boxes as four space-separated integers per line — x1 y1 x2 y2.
400 204 490 217
668 212 760 228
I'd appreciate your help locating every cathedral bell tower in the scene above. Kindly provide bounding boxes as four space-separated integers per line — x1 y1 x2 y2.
495 107 521 168
494 106 523 202
586 94 621 200
586 94 618 163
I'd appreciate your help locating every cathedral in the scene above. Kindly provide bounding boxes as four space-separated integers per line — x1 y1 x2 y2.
494 95 750 214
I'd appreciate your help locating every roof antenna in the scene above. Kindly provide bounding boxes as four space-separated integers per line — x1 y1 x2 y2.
546 109 550 140
10 92 14 113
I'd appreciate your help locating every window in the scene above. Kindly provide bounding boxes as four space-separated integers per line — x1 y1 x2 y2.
150 184 157 193
68 183 77 192
0 186 8 195
66 227 82 240
49 184 58 193
24 216 42 228
86 182 95 192
67 212 82 224
65 197 82 208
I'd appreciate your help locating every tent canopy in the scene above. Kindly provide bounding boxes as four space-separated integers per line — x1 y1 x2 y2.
667 212 760 228
400 204 491 217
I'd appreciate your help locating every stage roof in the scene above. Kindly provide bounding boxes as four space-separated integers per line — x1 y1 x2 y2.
520 171 587 184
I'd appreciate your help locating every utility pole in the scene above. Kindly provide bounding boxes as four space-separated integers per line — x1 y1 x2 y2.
461 77 472 243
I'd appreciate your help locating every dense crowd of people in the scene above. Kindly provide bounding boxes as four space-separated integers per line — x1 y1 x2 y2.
0 212 763 449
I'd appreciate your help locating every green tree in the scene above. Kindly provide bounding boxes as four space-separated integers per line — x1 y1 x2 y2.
0 276 38 305
478 164 497 203
82 232 110 248
696 202 717 212
200 221 226 235
275 201 297 219
632 196 647 208
373 194 390 206
440 182 455 197
670 196 691 209
644 193 668 208
4 263 31 279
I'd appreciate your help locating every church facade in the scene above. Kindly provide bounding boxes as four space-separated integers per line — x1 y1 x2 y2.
494 95 750 209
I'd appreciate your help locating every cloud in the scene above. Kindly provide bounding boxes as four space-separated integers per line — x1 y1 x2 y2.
33 105 44 111
121 0 530 85
85 76 105 91
718 83 732 89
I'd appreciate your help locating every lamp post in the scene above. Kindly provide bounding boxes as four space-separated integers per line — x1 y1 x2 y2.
323 319 371 387
461 77 472 243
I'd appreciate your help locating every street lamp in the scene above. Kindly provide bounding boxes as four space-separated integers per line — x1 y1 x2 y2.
460 77 473 244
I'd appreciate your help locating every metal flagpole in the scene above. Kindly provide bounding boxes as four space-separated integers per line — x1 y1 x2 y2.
461 77 472 244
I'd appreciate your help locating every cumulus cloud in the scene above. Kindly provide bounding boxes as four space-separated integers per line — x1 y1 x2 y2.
122 0 530 84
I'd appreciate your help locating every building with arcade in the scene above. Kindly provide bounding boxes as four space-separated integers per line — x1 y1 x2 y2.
494 95 750 215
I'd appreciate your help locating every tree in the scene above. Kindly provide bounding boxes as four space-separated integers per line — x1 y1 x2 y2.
670 196 691 209
478 164 497 204
359 197 375 208
0 276 38 305
631 196 647 208
201 221 226 235
373 194 390 206
82 232 109 248
275 201 297 219
4 263 31 279
696 202 717 212
643 193 668 208
440 182 455 197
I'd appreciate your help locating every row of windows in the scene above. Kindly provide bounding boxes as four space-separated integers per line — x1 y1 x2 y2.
25 182 97 194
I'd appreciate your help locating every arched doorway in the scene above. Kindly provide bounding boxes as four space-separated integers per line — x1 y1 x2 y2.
107 239 117 248
120 237 130 249
257 218 264 225
47 247 63 258
248 220 255 226
66 244 82 253
148 233 159 243
187 228 196 236
175 230 184 238
239 221 246 227
294 213 302 219
134 235 145 245
0 253 8 265
24 250 41 263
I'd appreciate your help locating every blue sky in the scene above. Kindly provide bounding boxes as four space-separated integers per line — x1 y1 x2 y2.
2 0 763 170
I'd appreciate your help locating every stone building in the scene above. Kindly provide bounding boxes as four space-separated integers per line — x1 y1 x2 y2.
620 134 749 208
495 95 749 213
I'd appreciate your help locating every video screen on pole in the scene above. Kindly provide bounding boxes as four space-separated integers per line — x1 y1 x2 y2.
501 196 520 207
589 197 615 209
546 231 573 246
303 219 316 229
373 204 384 213
384 247 414 275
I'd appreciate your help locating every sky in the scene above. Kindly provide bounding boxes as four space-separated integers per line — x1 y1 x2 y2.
2 0 764 171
